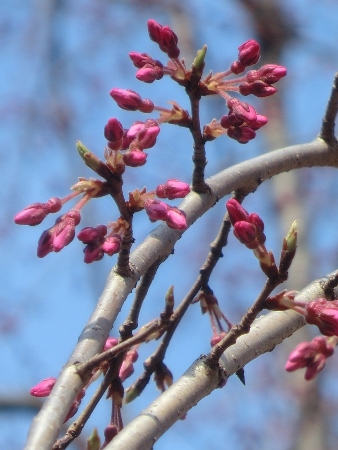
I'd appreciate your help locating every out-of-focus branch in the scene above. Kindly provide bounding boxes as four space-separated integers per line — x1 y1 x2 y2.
24 136 338 450
106 270 338 450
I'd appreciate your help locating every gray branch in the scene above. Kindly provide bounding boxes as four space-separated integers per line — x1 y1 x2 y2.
25 137 338 449
106 271 338 450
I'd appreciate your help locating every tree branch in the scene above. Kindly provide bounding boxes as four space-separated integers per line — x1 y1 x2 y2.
106 270 338 450
24 137 338 449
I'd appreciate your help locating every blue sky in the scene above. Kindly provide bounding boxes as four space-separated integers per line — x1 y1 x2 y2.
2 1 338 449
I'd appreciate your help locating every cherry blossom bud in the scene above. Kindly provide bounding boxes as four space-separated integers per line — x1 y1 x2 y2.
144 199 169 221
37 228 54 258
220 113 244 128
227 126 256 144
104 118 124 142
102 424 118 447
166 207 188 230
83 243 104 264
129 52 159 68
110 88 143 111
230 60 246 74
233 221 257 246
14 198 62 226
156 179 190 200
136 65 164 83
119 349 138 382
103 337 119 351
138 98 155 113
237 39 260 66
123 149 147 167
255 64 287 84
239 81 277 97
127 121 144 141
227 98 257 123
285 336 334 380
226 199 249 224
30 377 56 397
77 225 107 244
305 298 338 336
52 210 81 252
147 19 180 59
102 234 122 255
136 121 160 149
248 114 268 130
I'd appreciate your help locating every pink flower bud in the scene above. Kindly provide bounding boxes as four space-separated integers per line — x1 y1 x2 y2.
239 81 277 98
30 377 56 397
226 199 249 224
305 298 338 336
83 243 104 264
127 121 144 141
147 19 180 58
227 126 256 144
102 234 122 256
103 337 119 351
220 113 244 128
136 121 160 149
233 221 257 246
285 336 334 380
123 149 147 167
110 88 143 111
129 52 159 68
230 60 246 74
227 98 257 123
77 225 107 244
14 198 62 226
139 98 155 113
237 39 260 67
37 228 54 257
104 118 124 144
136 65 164 83
248 114 268 130
156 179 190 200
119 349 138 382
166 207 188 230
145 199 169 221
52 210 81 252
255 64 287 84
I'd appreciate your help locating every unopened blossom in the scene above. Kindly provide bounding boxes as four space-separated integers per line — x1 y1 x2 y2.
166 207 188 230
101 234 122 255
285 336 334 380
239 81 278 97
52 210 81 252
246 64 287 84
119 349 138 382
147 19 180 59
227 126 256 144
144 199 169 221
227 98 257 123
305 298 338 336
123 149 147 167
103 337 119 351
237 39 260 67
14 198 62 226
77 225 107 244
156 179 190 200
136 64 164 83
129 51 160 68
135 120 160 149
110 88 153 112
30 377 56 397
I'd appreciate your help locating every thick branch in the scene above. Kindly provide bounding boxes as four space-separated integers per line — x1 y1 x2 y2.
25 138 338 449
106 271 338 450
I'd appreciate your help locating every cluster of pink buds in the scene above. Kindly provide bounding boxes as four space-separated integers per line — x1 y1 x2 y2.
104 114 160 169
77 218 128 264
30 377 86 422
267 293 338 337
285 336 336 380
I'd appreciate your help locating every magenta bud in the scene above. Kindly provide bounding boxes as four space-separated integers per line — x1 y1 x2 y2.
166 207 188 230
139 98 155 113
226 199 249 224
233 221 257 245
127 121 144 141
305 298 338 337
156 179 190 200
136 65 164 83
227 126 256 144
78 227 100 244
123 149 147 167
103 337 119 351
37 228 54 258
240 80 277 98
230 60 246 74
14 198 62 226
248 114 268 130
83 243 104 264
256 64 287 84
104 118 124 143
237 39 260 67
30 377 56 397
227 98 257 123
129 52 158 68
145 199 169 221
137 121 160 149
147 19 180 59
110 88 143 111
102 234 122 255
52 210 81 252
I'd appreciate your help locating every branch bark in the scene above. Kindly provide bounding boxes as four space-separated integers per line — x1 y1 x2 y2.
25 137 338 449
106 271 338 450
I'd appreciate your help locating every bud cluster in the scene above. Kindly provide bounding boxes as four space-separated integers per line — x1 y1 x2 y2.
285 336 336 380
